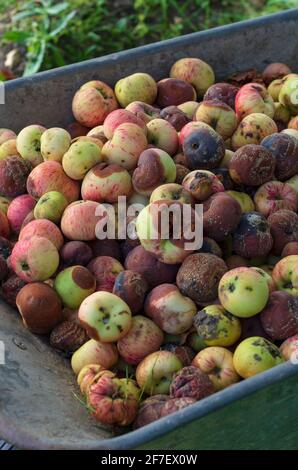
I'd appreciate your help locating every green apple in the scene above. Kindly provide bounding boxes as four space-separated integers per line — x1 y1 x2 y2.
233 336 284 378
218 267 269 317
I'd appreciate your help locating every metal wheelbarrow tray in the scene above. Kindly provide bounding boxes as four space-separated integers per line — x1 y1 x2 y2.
0 9 298 450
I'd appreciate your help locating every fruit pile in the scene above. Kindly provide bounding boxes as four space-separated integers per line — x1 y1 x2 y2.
0 58 298 430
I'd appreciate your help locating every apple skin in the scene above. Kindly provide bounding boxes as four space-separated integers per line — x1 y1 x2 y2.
282 242 298 257
11 236 59 282
16 124 46 166
7 194 36 234
177 253 227 305
145 284 197 335
146 118 179 156
232 211 273 259
233 336 284 378
125 101 160 124
124 245 179 288
183 126 225 171
1 274 26 308
170 365 214 400
77 364 105 396
150 183 194 205
170 57 215 97
282 129 298 140
251 267 275 293
0 138 20 160
160 105 190 132
87 255 124 292
78 291 132 343
136 200 198 264
177 101 200 119
102 122 147 171
235 83 275 120
103 108 147 139
0 128 16 145
60 200 104 241
27 161 80 203
195 100 237 139
16 282 63 335
0 155 32 198
231 113 278 150
87 372 140 426
71 339 118 375
288 116 298 131
133 395 170 428
226 191 255 213
54 265 96 309
62 139 103 180
0 196 11 215
113 270 148 314
229 144 276 187
203 193 242 242
115 73 157 107
254 181 298 217
81 162 132 203
179 121 213 147
262 62 292 85
157 78 196 108
182 170 224 202
272 255 298 298
279 74 298 115
136 350 182 395
280 334 298 362
87 125 107 143
268 209 298 255
19 219 64 250
72 80 118 127
193 304 241 347
0 210 10 239
60 241 93 267
260 291 298 340
117 315 164 365
218 267 269 318
192 346 240 391
40 127 71 162
273 102 291 131
0 255 8 282
34 191 68 224
132 148 176 196
261 133 298 181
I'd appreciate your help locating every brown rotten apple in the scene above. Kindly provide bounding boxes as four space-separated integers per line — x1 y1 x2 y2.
176 253 227 305
124 245 179 287
113 270 148 314
268 210 298 255
157 78 196 107
170 366 214 400
260 291 298 340
16 282 63 335
229 144 275 186
232 211 273 259
203 192 242 242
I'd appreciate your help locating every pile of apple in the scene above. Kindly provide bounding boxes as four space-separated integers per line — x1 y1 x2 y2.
0 57 298 430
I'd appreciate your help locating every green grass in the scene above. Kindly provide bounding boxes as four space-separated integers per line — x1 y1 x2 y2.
1 0 298 75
